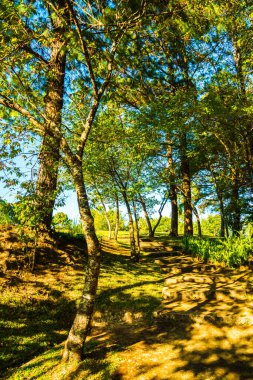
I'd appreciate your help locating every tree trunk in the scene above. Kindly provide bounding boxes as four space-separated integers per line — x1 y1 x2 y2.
133 202 141 260
94 185 112 239
232 36 253 192
219 198 225 238
166 138 178 236
180 132 193 236
114 194 119 241
35 2 68 232
230 167 241 235
138 194 153 238
225 223 229 238
105 213 112 240
122 191 137 261
151 196 169 237
62 166 101 363
210 164 227 238
193 206 202 237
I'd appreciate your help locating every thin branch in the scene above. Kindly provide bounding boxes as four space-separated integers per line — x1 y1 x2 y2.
0 95 44 134
67 0 98 97
22 45 49 65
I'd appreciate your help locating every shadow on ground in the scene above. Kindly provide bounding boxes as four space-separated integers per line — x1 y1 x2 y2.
105 237 253 380
2 233 253 380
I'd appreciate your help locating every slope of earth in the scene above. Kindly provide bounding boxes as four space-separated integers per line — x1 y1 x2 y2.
1 228 253 380
0 225 86 377
113 237 253 380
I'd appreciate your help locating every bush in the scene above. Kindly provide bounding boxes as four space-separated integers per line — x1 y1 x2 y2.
183 233 252 267
0 199 17 224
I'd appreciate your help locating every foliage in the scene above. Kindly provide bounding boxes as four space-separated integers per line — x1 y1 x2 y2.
52 212 71 230
92 209 127 232
197 214 221 237
0 199 17 224
183 234 253 267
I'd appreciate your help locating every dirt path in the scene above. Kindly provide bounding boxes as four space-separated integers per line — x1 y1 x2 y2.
1 230 252 379
99 238 253 380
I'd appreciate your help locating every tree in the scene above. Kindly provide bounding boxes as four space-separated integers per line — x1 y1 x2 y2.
0 0 69 232
0 0 151 362
52 212 71 230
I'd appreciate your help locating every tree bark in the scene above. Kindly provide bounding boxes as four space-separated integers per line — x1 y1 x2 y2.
114 193 120 241
180 132 193 236
62 165 101 362
151 196 169 237
219 198 226 238
122 191 137 261
35 1 68 232
230 167 241 235
193 206 202 237
166 138 178 236
94 185 112 239
133 202 141 260
104 212 112 240
138 194 153 238
210 164 227 238
231 36 253 192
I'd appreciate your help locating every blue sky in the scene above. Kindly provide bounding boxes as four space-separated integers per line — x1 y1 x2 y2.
55 190 80 220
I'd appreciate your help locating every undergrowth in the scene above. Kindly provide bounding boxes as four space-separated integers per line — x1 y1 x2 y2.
183 232 252 267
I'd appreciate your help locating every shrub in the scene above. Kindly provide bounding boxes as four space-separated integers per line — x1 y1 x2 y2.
183 233 252 267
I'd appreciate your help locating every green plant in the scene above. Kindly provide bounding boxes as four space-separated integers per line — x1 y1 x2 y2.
0 199 17 224
183 234 252 267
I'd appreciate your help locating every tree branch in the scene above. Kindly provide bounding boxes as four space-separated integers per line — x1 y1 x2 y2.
0 94 44 134
66 0 98 97
22 45 49 65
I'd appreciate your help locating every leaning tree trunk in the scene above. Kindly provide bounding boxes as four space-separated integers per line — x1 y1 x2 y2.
104 212 112 240
94 185 112 239
114 193 120 241
122 191 137 261
151 196 169 237
180 132 193 236
166 138 178 236
62 166 101 363
193 206 202 237
138 194 153 238
35 2 67 232
132 202 141 260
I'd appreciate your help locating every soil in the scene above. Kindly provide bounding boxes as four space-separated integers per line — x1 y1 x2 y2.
1 226 253 380
97 238 253 380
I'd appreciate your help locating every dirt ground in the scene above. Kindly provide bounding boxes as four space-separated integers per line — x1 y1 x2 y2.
97 239 253 380
1 227 253 379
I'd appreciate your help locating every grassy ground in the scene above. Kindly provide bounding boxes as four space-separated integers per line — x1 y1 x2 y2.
2 228 252 380
0 228 164 379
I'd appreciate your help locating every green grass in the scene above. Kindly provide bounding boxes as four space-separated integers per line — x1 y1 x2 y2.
6 344 121 380
183 234 252 267
1 235 163 379
96 243 163 324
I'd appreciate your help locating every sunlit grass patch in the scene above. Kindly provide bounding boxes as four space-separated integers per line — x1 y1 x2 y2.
96 238 164 324
7 342 121 380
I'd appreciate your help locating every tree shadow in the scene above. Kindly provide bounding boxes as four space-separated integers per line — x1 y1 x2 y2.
3 233 253 380
0 293 77 377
